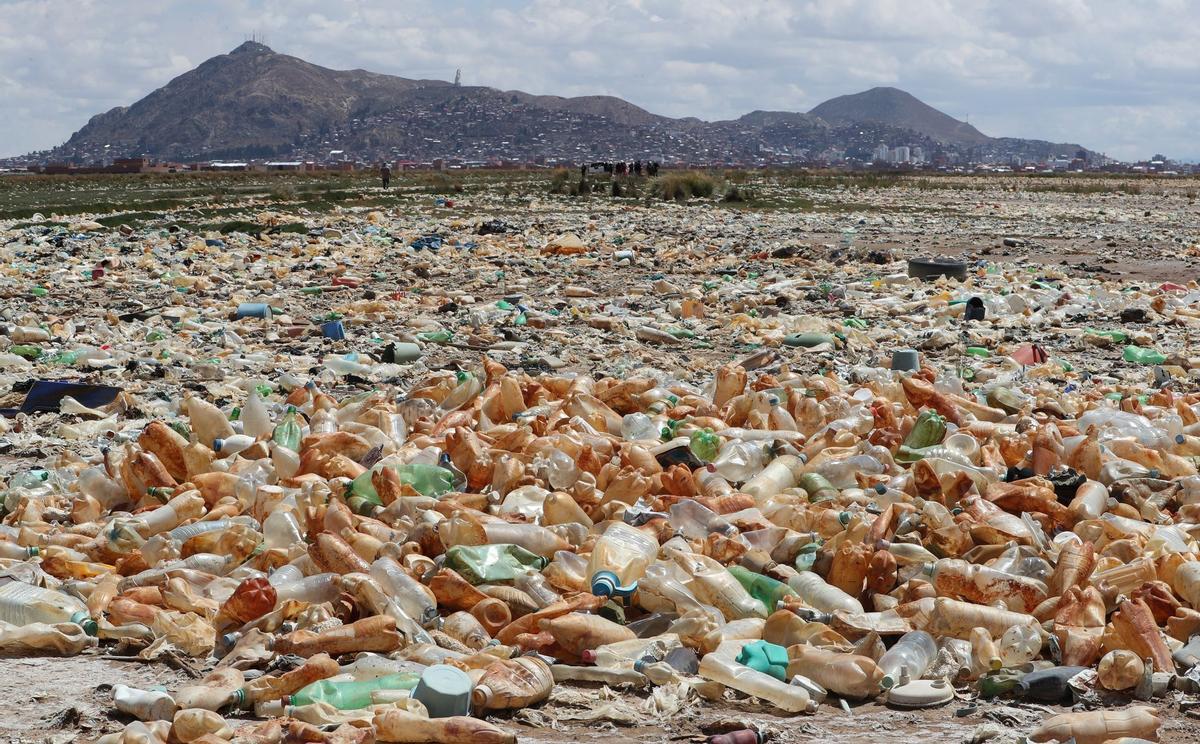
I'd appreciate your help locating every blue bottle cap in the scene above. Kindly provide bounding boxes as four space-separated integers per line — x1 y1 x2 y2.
591 570 619 597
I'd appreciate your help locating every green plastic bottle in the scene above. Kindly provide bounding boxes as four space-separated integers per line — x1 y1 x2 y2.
688 429 720 462
347 463 456 504
290 673 419 709
417 330 453 344
978 668 1026 698
9 345 42 360
272 406 302 452
897 410 947 462
727 565 797 610
444 544 549 584
783 332 834 348
1085 328 1127 343
1123 346 1167 365
796 472 838 502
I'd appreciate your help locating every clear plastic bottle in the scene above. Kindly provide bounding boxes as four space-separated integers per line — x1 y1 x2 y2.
672 550 767 620
272 573 342 605
370 557 438 626
185 395 235 445
698 653 815 713
712 441 768 483
877 630 938 689
923 558 1048 613
587 522 660 599
240 389 273 439
784 569 864 614
263 509 304 549
669 500 733 539
0 579 97 635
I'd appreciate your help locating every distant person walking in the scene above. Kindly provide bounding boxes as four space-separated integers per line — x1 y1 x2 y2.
380 163 391 189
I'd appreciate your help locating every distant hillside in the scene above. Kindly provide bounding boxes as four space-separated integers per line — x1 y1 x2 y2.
809 86 991 147
47 43 1088 164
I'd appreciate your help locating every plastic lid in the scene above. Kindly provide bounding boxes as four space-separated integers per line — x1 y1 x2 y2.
580 649 598 664
213 438 226 451
591 570 618 597
231 688 246 707
71 611 98 636
874 483 887 494
412 664 473 719
886 678 954 708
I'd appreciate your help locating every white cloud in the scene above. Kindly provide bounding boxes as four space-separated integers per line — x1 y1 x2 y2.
1 0 1198 160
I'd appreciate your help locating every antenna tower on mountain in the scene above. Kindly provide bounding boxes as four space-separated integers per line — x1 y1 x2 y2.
454 68 462 87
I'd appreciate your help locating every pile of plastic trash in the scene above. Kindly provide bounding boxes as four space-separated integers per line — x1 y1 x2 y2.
3 203 1200 743
1 346 1198 742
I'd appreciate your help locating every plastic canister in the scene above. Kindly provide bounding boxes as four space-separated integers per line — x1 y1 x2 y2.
892 349 920 372
412 664 473 718
235 303 272 319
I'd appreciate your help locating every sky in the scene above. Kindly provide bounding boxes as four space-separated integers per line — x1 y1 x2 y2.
2 0 1198 160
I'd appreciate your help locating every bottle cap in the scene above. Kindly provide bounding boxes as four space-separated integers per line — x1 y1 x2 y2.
71 611 98 636
213 438 226 452
580 649 598 664
412 664 473 719
874 483 888 494
591 570 619 597
26 546 38 557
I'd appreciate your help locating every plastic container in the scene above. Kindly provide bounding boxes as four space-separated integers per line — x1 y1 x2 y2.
877 630 938 689
587 522 660 599
412 664 474 718
698 653 815 714
0 579 97 635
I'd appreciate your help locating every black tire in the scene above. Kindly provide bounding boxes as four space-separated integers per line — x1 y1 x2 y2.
908 257 968 281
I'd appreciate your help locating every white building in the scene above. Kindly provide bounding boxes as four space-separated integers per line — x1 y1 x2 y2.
890 146 911 164
873 144 890 162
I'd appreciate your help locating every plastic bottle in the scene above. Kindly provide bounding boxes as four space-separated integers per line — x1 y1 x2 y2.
0 579 97 635
1097 650 1144 691
185 395 235 445
923 558 1048 613
925 598 1044 642
698 653 815 714
786 645 883 699
673 551 768 620
271 406 303 452
727 565 797 610
969 627 1001 678
1016 666 1088 703
174 667 245 711
587 521 660 599
112 685 176 721
877 540 937 566
1170 560 1200 608
287 672 419 709
1029 706 1161 744
370 557 439 627
234 653 341 708
784 570 864 614
689 429 720 462
272 573 342 605
472 656 554 711
372 708 517 744
998 623 1042 667
877 630 938 689
275 615 404 657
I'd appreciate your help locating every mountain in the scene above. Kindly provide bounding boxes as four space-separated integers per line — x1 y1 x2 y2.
46 43 1087 165
809 87 990 147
